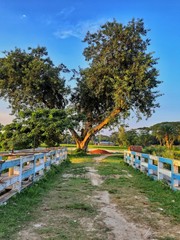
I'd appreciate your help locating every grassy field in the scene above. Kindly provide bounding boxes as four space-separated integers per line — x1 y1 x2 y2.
61 143 125 151
0 153 179 239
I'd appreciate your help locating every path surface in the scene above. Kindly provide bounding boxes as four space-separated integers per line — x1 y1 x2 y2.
14 154 179 240
86 155 150 240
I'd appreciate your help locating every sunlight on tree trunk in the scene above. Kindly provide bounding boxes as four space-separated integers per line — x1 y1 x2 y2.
70 109 121 151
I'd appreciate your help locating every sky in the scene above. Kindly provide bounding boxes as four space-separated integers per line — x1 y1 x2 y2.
0 0 180 130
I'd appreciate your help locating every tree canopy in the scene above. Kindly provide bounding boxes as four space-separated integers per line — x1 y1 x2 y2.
70 18 161 149
0 47 69 113
151 122 180 148
0 18 161 151
0 109 69 150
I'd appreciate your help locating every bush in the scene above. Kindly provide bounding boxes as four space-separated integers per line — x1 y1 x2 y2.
143 145 180 160
143 146 166 156
71 148 87 156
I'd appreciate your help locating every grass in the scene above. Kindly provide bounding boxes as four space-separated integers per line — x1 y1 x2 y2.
0 160 71 239
61 143 125 151
69 153 97 163
0 152 180 239
0 153 107 240
97 155 180 222
65 202 96 213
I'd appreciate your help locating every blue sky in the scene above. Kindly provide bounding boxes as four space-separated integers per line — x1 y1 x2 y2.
0 0 180 130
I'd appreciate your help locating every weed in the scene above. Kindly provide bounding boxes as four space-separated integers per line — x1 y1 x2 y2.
65 203 95 213
108 189 118 194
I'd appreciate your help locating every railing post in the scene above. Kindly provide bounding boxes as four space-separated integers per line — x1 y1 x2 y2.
0 147 68 204
7 155 16 177
172 160 180 190
33 155 36 182
18 158 23 192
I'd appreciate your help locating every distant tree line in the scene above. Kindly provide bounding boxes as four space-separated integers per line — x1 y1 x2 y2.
0 121 179 151
109 121 180 149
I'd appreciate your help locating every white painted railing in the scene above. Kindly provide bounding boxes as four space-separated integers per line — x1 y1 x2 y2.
124 151 180 190
0 148 67 204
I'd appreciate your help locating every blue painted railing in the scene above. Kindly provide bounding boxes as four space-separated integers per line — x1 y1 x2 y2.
0 148 67 204
124 151 180 190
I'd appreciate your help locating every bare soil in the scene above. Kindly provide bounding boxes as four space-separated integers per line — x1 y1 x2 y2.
89 149 112 154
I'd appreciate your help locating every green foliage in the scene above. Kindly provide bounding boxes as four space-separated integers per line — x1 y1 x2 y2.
0 19 161 151
0 159 71 239
0 46 69 113
74 18 160 121
65 203 95 213
151 122 180 149
143 145 180 160
97 156 180 223
0 122 32 150
109 131 119 145
0 123 3 131
135 127 157 146
143 145 167 156
69 18 161 150
71 148 87 156
0 109 70 150
174 152 180 160
125 129 139 146
117 127 156 147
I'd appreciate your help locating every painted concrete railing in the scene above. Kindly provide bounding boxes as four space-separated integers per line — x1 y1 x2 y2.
124 151 180 191
0 148 67 204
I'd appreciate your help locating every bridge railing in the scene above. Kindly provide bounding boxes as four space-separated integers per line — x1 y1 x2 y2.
0 148 67 204
124 151 180 191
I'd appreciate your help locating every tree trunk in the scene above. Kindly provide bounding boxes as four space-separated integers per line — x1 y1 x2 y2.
69 108 121 152
75 138 91 152
69 128 92 151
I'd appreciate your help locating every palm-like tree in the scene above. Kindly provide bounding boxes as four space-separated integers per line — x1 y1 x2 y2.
152 122 180 149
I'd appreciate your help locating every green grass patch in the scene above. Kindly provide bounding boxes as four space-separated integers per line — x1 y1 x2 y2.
0 160 71 239
97 155 180 222
61 144 125 151
68 153 98 164
65 202 95 213
1 151 179 239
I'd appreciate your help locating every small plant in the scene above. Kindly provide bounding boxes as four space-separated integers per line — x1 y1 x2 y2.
143 145 180 160
143 145 166 156
71 149 87 156
65 203 95 213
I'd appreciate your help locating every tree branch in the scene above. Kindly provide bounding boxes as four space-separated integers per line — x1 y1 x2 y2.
82 108 121 143
69 128 81 142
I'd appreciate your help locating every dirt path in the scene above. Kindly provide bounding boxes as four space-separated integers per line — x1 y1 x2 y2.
13 154 179 240
86 155 151 240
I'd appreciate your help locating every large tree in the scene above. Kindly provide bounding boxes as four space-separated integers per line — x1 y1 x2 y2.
0 46 69 113
151 122 180 149
0 109 69 150
0 19 161 151
70 19 161 150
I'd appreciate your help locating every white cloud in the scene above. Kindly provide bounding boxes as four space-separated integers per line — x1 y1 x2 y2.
43 7 75 28
54 18 109 40
54 30 79 39
20 14 27 20
57 7 75 19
